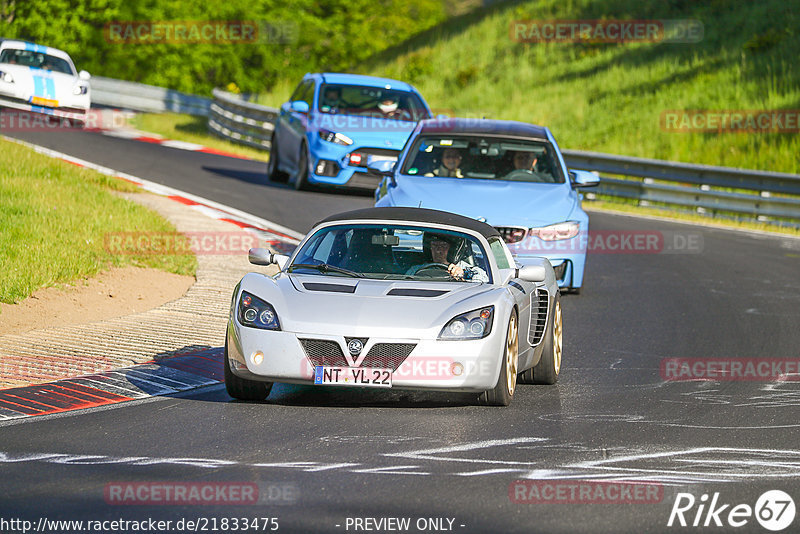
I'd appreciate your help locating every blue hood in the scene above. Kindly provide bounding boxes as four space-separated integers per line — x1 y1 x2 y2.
311 114 416 150
388 176 579 227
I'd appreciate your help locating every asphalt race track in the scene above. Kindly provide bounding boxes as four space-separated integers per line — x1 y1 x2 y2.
2 129 800 533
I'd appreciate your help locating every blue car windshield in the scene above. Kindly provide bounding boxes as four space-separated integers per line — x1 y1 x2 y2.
402 135 565 184
0 49 73 75
290 224 491 283
317 84 430 122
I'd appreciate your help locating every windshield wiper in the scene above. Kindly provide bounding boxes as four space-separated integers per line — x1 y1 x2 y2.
287 263 362 278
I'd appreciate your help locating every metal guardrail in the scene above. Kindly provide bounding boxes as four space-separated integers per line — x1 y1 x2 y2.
91 76 210 116
207 89 277 150
203 88 800 224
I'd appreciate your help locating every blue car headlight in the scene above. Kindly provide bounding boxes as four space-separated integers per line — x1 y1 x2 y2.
318 129 353 146
238 291 280 330
529 221 580 241
439 306 494 340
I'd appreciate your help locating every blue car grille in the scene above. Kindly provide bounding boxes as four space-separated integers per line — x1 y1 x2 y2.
496 226 528 244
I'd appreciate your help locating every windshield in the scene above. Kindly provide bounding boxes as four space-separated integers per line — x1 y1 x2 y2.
317 84 430 122
290 224 491 283
402 135 565 183
0 48 74 75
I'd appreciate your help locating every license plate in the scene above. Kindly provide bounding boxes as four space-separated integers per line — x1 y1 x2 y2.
31 96 58 107
314 366 392 388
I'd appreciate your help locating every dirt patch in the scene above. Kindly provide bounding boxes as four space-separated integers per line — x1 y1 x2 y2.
0 266 194 335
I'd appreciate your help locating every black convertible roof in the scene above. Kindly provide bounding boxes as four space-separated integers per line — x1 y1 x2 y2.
317 207 501 239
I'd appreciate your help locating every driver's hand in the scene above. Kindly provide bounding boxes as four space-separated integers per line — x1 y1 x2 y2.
447 264 464 280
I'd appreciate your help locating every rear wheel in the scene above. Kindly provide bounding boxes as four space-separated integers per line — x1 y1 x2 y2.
267 134 287 182
224 340 272 401
478 310 518 406
294 142 310 190
532 294 562 384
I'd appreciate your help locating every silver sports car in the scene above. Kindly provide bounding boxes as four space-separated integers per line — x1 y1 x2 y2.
225 207 563 406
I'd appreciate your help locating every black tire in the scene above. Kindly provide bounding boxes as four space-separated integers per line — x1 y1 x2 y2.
478 310 519 406
224 340 272 401
267 134 288 183
294 141 310 191
532 293 562 384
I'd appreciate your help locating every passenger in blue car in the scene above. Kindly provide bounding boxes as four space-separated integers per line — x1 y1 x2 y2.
426 148 464 178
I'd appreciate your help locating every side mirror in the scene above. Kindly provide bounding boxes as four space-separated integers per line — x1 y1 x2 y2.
79 70 91 81
289 100 309 114
569 169 600 188
518 264 546 283
249 248 290 269
367 159 396 177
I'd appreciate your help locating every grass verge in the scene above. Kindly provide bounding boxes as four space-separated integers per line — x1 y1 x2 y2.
129 112 271 162
0 138 197 305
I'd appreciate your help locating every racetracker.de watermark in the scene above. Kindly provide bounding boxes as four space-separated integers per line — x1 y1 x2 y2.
509 480 663 504
104 481 298 505
661 110 800 133
104 231 278 256
0 110 132 131
510 19 703 43
103 20 298 44
661 358 800 382
505 230 704 255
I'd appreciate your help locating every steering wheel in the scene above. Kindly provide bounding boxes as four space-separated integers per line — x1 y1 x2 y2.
406 262 450 277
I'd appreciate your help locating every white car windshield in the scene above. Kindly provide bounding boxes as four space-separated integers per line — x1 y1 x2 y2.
402 135 565 183
0 48 74 75
289 224 491 283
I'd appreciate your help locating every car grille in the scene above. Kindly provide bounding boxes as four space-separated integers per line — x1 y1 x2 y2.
496 226 528 244
299 339 348 368
360 343 416 371
528 289 549 346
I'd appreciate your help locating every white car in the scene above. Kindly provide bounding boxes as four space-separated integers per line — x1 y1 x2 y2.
225 207 564 407
0 40 91 124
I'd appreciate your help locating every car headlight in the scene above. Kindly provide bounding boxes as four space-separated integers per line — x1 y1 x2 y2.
0 71 13 84
238 291 281 330
439 306 494 340
529 221 580 241
318 129 353 146
73 84 88 95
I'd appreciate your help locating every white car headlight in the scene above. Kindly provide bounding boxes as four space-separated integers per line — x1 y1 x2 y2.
73 84 88 95
529 221 580 241
318 129 353 146
439 306 494 340
238 291 281 331
0 71 13 84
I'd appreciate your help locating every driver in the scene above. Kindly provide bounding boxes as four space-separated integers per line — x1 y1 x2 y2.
409 234 489 282
321 86 342 112
512 151 537 171
377 95 409 119
425 147 464 178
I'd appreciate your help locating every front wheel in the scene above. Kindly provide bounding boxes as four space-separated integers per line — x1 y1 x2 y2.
478 310 518 406
224 340 272 401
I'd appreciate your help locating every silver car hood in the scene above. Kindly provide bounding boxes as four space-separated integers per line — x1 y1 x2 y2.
239 272 502 338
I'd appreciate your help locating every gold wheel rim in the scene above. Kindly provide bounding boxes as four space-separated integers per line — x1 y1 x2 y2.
553 300 563 375
506 313 519 395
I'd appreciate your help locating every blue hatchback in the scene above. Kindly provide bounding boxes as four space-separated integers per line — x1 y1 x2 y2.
267 73 432 191
374 119 600 293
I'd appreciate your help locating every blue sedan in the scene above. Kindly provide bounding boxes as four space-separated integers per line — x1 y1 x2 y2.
267 72 432 191
374 119 599 293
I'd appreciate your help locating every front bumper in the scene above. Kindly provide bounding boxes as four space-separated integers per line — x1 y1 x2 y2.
0 94 89 122
306 139 399 190
227 321 505 392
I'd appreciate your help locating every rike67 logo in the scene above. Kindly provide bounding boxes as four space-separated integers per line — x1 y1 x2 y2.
668 490 796 531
